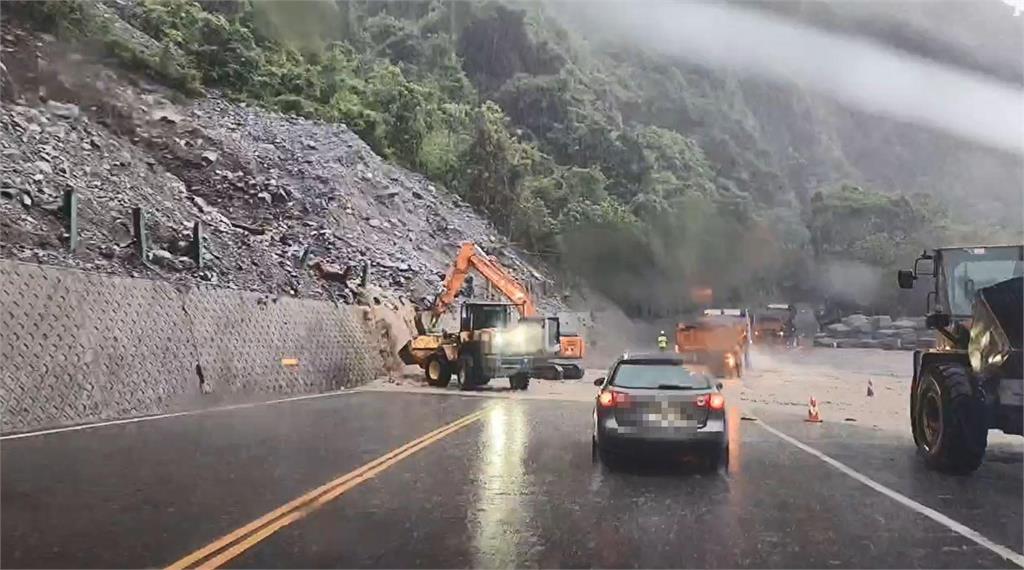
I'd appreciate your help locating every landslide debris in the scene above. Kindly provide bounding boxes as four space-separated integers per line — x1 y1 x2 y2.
0 26 564 312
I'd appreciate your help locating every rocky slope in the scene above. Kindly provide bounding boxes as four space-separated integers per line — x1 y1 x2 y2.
0 25 566 315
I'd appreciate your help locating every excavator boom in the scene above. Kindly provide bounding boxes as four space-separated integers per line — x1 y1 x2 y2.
428 243 536 327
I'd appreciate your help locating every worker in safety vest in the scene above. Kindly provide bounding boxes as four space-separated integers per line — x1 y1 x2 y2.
657 331 669 351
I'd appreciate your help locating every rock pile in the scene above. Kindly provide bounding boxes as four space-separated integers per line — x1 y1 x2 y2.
0 25 565 314
815 314 934 350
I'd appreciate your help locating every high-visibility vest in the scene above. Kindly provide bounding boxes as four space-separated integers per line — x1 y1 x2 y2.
657 335 668 348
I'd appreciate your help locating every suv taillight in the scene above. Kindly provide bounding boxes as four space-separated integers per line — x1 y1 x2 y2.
697 394 726 410
598 390 629 407
709 393 725 410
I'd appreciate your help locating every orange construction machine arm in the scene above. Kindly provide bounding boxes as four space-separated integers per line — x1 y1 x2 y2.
428 242 537 326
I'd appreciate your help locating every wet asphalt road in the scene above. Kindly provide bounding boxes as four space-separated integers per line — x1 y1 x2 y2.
2 390 1022 569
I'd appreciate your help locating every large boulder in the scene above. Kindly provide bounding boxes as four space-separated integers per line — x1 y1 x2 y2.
891 319 917 329
910 317 928 330
826 323 853 337
880 338 902 350
871 315 893 329
898 328 917 338
836 338 860 349
875 329 899 338
842 314 870 328
853 322 874 335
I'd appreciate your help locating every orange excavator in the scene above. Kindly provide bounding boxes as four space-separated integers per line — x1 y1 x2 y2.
399 243 585 389
416 242 585 360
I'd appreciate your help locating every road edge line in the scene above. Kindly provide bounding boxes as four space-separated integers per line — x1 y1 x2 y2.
755 418 1024 568
1 390 358 441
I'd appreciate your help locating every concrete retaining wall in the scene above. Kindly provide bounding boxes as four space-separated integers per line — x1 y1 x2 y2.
0 260 382 433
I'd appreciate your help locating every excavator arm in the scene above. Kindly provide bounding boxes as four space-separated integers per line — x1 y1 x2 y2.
426 242 537 328
423 242 584 363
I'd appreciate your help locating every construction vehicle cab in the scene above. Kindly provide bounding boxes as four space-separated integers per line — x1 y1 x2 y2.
675 315 746 378
897 245 1023 473
753 303 793 344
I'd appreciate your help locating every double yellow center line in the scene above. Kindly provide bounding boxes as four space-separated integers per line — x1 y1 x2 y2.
166 408 489 569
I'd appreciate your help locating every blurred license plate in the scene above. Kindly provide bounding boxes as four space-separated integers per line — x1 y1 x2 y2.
642 411 694 428
642 400 695 428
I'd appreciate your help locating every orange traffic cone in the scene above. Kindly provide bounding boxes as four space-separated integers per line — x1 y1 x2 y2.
805 396 823 423
867 379 875 397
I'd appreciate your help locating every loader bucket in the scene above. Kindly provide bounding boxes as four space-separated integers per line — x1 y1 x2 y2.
971 276 1022 378
398 333 446 367
398 341 419 366
977 276 1022 350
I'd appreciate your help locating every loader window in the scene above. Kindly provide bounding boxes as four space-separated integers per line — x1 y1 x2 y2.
943 247 1024 316
465 305 514 330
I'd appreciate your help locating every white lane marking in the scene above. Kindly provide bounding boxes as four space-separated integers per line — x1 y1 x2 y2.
755 418 1024 568
0 390 357 441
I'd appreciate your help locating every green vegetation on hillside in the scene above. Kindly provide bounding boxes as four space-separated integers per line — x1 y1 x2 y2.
14 0 1021 315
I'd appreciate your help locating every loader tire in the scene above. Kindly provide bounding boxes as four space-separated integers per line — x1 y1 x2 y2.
425 354 451 387
457 354 478 391
510 373 530 391
914 363 987 474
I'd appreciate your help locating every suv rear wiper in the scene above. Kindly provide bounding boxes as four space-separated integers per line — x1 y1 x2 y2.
656 384 697 390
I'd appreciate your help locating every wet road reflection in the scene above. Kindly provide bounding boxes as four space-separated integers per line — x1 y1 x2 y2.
725 383 743 473
469 402 536 568
3 391 1017 569
723 398 746 557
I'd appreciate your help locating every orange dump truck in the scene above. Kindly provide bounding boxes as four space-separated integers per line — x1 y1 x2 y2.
675 315 747 378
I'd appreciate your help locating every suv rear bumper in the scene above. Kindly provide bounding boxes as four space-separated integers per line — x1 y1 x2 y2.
596 415 727 453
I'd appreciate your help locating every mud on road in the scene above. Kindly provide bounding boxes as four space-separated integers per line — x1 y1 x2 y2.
369 344 1024 448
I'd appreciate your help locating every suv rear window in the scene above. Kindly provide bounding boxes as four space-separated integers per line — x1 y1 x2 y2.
610 362 710 389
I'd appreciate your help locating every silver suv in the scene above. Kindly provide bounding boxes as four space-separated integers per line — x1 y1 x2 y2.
592 352 728 469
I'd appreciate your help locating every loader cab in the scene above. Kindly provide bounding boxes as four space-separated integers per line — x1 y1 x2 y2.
899 246 1023 348
459 301 518 332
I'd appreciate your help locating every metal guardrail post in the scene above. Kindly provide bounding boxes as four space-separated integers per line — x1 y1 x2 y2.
192 220 203 270
132 207 148 262
62 189 78 252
